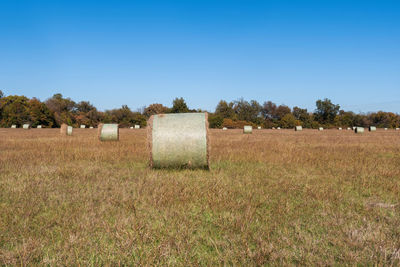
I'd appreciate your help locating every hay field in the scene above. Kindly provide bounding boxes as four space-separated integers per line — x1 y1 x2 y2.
1 128 400 265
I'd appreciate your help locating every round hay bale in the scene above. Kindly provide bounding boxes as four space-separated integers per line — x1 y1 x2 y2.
67 126 73 136
384 128 388 131
396 128 399 131
222 127 227 131
99 124 119 141
369 126 376 132
89 126 94 129
130 126 134 129
295 126 302 131
257 126 262 130
352 126 356 130
135 124 140 129
37 125 42 129
97 123 104 136
23 124 30 130
277 127 281 130
11 125 16 129
338 127 342 130
347 127 352 130
355 127 364 134
80 125 86 129
243 125 253 134
148 113 209 169
318 127 323 131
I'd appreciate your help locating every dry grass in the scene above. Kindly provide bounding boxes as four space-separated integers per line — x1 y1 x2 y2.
1 128 400 266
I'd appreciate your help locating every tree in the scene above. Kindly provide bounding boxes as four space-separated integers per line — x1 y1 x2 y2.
0 90 4 98
45 94 77 126
292 106 312 128
208 114 224 128
280 113 300 128
233 99 262 123
275 105 291 120
171 97 189 113
215 100 235 119
28 98 56 127
144 103 169 117
262 101 277 119
0 95 30 127
314 98 340 124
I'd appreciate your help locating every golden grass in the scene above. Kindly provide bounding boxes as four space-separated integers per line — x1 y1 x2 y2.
0 128 400 265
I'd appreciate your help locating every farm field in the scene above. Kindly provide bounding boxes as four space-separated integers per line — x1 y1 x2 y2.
1 128 400 265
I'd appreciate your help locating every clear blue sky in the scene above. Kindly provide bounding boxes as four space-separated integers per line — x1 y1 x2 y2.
1 0 399 113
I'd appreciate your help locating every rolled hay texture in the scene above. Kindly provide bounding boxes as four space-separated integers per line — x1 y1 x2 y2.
222 127 227 131
277 127 281 130
60 124 73 136
338 127 342 130
384 128 388 131
148 113 209 169
37 125 42 129
11 125 16 128
347 127 352 130
23 124 30 130
257 126 262 130
80 125 86 129
67 126 73 136
355 127 364 134
89 126 94 129
135 125 140 129
130 126 134 129
396 128 399 131
99 124 119 141
318 127 323 131
295 126 303 131
369 126 376 132
243 125 253 134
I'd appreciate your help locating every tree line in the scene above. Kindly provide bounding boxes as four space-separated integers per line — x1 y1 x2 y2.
0 90 399 129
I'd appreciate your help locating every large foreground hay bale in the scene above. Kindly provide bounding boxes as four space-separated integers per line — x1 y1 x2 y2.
369 126 376 132
295 126 302 131
99 124 119 141
23 124 30 130
148 113 209 169
243 126 253 134
355 127 364 134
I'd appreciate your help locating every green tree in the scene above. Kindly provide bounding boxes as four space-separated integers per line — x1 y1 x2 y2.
0 95 30 127
314 98 340 124
171 97 189 113
280 113 300 128
28 98 56 127
208 114 224 128
233 99 262 123
144 103 169 118
215 100 235 119
292 106 312 128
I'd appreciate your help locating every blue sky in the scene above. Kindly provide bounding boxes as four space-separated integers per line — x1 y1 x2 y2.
1 0 399 113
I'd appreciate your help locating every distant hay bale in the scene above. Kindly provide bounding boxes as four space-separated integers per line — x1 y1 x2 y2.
23 124 30 130
277 127 281 130
67 126 73 136
148 113 209 169
89 126 94 129
11 125 16 129
80 125 86 129
384 128 388 131
37 125 42 129
347 127 352 130
135 125 140 129
257 126 261 130
222 127 227 131
295 126 302 131
60 124 73 136
369 126 376 132
338 127 342 130
272 127 275 129
243 126 253 134
396 128 399 131
130 126 134 129
352 126 356 130
318 127 323 131
355 127 364 134
99 124 119 141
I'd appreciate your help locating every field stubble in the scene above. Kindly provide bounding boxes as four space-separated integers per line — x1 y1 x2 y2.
0 128 400 265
